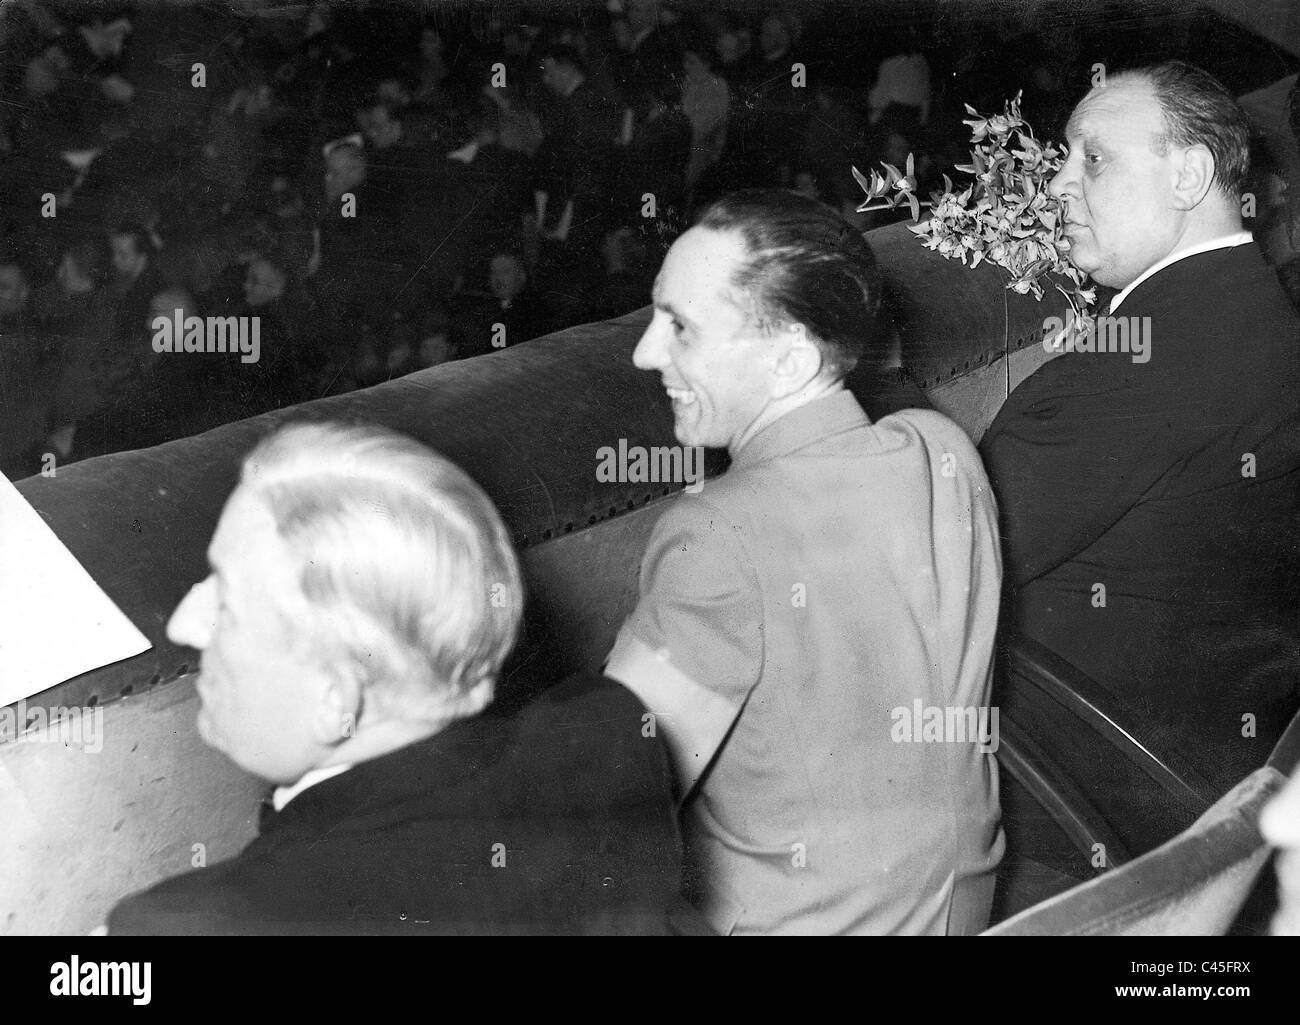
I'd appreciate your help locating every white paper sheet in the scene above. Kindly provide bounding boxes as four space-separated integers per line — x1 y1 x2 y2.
0 471 151 704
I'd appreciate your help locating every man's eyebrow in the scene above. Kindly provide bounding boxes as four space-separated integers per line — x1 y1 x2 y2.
651 289 697 328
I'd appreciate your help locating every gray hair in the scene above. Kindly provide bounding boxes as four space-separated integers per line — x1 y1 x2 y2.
240 422 523 716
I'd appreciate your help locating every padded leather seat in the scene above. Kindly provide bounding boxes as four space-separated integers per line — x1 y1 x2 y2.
984 766 1286 936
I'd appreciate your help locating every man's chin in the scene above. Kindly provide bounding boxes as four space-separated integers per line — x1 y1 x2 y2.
1063 248 1096 278
671 406 712 447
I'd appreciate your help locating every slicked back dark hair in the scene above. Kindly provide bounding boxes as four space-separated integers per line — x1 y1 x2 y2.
1115 61 1250 197
695 189 881 380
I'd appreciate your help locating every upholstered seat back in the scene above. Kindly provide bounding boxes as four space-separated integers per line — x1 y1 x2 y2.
1 221 1067 933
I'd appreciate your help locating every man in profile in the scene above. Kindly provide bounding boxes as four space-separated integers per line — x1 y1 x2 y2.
605 190 1005 934
981 63 1300 792
109 422 681 934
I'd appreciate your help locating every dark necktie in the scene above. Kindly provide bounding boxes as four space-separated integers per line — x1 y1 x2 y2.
1094 285 1118 317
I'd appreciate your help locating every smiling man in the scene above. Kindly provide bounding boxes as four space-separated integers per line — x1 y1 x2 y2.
980 63 1300 797
605 190 1005 935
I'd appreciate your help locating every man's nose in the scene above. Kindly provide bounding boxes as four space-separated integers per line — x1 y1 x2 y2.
1048 157 1077 203
632 320 668 371
167 577 216 651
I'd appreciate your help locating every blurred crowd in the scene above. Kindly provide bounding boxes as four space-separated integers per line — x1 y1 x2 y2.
1 0 1297 479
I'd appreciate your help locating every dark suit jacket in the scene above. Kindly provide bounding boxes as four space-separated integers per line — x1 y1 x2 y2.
535 80 620 234
981 242 1300 789
611 109 692 231
451 289 549 360
108 673 686 935
616 29 679 110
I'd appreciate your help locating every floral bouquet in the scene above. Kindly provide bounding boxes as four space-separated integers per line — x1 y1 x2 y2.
854 92 1095 319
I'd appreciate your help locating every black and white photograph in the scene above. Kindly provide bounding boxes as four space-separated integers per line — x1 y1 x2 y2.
1 0 1298 988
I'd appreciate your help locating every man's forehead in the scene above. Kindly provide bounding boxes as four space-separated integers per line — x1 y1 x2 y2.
209 487 313 629
656 227 749 306
1066 77 1162 139
209 487 284 574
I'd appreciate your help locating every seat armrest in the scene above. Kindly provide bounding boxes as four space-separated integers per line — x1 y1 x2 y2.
1006 634 1220 815
997 717 1134 867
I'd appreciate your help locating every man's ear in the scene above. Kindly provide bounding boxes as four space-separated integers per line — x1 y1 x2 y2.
312 663 364 746
769 322 823 397
453 677 495 721
1171 143 1216 211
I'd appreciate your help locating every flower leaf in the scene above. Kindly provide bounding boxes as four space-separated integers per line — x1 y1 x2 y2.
851 93 1079 309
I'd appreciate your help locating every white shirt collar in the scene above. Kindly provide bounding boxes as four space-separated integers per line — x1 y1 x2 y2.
1109 231 1254 312
272 762 352 811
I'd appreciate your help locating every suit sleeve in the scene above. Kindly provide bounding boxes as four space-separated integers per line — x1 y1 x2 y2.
614 493 764 712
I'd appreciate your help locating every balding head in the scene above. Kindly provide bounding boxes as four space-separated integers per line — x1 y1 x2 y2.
1050 64 1246 288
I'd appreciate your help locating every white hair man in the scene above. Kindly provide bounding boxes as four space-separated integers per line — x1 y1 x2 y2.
109 422 682 934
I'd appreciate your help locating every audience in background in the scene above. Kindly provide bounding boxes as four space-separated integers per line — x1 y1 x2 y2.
0 259 47 479
1 1 1294 479
679 36 729 197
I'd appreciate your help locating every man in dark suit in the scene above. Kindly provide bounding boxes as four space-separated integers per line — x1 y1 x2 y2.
615 0 678 117
106 223 164 344
610 70 692 249
981 62 1300 793
108 422 683 934
535 44 620 251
